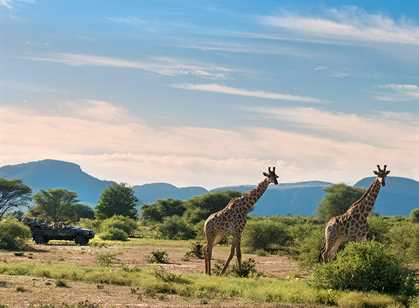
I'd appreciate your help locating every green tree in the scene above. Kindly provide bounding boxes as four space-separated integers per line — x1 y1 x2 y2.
317 184 364 222
96 183 138 220
0 178 32 219
158 216 196 240
31 189 90 224
410 208 419 223
184 191 241 224
140 199 186 223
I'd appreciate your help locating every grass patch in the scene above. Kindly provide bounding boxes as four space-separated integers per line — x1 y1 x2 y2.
0 261 404 306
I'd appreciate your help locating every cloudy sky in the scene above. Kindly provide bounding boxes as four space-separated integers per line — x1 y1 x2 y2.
1 0 418 188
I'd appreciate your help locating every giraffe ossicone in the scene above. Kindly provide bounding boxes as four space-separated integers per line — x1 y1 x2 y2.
319 164 390 263
203 167 279 275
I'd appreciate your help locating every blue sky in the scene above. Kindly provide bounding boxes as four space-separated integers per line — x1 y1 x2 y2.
0 0 418 187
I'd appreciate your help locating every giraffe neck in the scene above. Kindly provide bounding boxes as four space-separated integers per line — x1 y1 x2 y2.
352 178 382 216
242 178 270 212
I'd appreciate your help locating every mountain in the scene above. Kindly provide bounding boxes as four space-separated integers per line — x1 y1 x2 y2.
0 159 113 205
133 183 207 204
0 160 417 216
355 176 419 216
212 181 332 216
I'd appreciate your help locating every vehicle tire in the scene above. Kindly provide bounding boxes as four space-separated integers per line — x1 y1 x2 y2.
74 235 88 246
33 235 48 244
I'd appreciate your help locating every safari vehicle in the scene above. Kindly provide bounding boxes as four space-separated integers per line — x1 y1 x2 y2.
24 219 95 245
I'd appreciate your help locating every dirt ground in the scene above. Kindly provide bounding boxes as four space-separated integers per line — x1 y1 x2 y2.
0 240 305 278
0 240 310 307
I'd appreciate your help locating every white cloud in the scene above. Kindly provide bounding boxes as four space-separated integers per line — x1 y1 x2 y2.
22 53 232 80
0 101 418 187
314 66 328 71
374 83 419 102
0 0 33 9
172 83 322 103
262 8 419 45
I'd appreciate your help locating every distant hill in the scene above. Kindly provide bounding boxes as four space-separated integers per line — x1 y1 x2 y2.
133 183 207 204
212 181 332 216
0 160 417 216
355 176 419 216
0 159 113 205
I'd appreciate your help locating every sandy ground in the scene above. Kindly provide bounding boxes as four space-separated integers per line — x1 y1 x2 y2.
0 240 306 278
0 240 313 307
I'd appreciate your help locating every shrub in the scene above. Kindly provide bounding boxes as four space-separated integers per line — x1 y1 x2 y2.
243 220 291 254
184 241 204 260
148 250 169 264
100 215 137 236
293 227 324 267
99 227 128 241
96 252 119 267
153 267 189 284
0 219 31 250
311 241 416 296
388 222 419 261
158 216 196 240
79 218 102 233
231 258 262 278
367 216 391 243
410 208 419 223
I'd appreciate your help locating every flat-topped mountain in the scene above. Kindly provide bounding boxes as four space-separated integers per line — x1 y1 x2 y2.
0 160 417 216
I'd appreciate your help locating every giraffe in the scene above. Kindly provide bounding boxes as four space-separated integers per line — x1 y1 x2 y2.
203 167 279 275
319 165 390 263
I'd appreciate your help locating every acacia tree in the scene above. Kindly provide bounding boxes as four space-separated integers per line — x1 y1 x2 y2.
0 178 32 220
317 184 365 222
31 189 93 224
95 183 138 220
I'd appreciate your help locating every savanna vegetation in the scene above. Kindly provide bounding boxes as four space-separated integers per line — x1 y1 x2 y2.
0 177 417 306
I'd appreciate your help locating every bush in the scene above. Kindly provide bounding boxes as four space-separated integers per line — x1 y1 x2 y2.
0 219 31 250
79 218 101 233
242 220 291 254
410 208 419 223
158 216 196 240
231 258 262 278
366 216 391 243
148 250 169 264
293 226 324 267
311 241 416 296
96 252 119 267
184 241 204 260
388 222 419 261
99 227 128 241
100 215 137 236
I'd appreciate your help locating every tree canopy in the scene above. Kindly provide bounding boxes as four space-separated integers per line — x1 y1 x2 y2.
95 183 138 219
317 184 365 222
30 189 93 223
141 199 186 223
0 178 32 220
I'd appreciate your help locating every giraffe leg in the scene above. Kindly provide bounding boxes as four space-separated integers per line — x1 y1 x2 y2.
205 243 213 275
221 242 237 275
236 241 242 271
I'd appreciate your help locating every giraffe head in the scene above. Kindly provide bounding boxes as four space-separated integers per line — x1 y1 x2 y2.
263 167 279 185
374 164 390 187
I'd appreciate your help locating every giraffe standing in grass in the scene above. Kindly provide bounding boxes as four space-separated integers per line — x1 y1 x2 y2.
203 167 279 275
320 165 390 263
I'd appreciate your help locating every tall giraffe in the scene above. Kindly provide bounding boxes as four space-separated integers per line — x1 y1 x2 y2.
203 167 279 275
320 165 390 262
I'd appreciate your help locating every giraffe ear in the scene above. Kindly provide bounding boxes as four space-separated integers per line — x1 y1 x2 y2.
373 171 379 176
386 170 391 175
263 172 269 177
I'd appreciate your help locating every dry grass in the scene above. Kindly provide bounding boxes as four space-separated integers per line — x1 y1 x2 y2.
0 238 411 307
